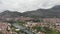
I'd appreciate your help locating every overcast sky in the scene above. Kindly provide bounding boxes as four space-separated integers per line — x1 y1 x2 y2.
0 0 60 13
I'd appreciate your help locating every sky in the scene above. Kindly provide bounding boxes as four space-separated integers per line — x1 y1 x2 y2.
0 0 60 13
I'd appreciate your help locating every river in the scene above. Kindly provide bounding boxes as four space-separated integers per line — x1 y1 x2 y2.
12 23 33 34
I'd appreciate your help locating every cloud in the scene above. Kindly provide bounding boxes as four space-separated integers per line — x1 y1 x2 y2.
0 0 60 12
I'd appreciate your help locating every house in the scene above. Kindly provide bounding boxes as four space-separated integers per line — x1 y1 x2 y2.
24 22 48 27
37 32 44 34
18 17 34 22
0 22 12 34
41 18 60 31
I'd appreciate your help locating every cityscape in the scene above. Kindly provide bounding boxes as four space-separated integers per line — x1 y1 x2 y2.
0 0 60 34
0 12 60 34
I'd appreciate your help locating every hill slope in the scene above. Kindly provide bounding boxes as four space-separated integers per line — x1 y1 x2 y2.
23 5 60 18
0 5 60 18
0 10 22 18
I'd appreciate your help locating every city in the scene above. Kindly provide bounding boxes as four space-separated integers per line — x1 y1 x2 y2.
0 16 60 34
0 0 60 34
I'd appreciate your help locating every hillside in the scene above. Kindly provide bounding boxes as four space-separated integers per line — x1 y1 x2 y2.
23 5 60 18
0 5 60 18
0 10 22 18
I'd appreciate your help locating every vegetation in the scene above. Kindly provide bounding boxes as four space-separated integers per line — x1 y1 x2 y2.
27 26 60 34
32 18 43 22
16 21 25 26
0 32 3 34
32 26 41 32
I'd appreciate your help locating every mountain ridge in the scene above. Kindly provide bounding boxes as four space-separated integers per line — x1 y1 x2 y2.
0 5 60 18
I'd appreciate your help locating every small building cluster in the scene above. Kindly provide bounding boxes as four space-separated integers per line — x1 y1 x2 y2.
0 22 12 34
0 16 60 34
24 18 60 31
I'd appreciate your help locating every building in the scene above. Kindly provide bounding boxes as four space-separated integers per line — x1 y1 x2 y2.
0 22 12 34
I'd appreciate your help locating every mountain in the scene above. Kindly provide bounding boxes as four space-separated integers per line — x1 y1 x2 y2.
0 5 60 18
22 5 60 18
0 10 22 18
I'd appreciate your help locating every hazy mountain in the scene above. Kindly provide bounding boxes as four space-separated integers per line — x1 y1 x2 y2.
22 5 60 18
0 10 22 18
0 5 60 18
